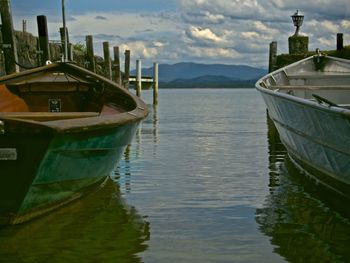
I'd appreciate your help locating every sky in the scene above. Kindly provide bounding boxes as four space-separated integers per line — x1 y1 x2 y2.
9 0 350 69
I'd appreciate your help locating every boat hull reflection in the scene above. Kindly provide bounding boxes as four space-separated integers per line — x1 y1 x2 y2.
256 115 350 262
0 178 150 262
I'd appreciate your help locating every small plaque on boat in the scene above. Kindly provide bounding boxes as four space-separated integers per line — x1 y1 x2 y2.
49 99 61 112
0 148 17 160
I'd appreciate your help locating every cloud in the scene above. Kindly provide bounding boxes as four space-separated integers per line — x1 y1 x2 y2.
187 26 226 43
10 0 350 68
95 15 108 21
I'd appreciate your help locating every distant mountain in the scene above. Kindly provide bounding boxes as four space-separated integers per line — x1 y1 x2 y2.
133 62 267 82
160 75 256 89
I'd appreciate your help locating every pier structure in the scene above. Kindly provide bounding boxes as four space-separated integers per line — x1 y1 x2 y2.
0 0 159 104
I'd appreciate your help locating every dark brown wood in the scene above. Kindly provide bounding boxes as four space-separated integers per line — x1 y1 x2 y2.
85 35 95 72
103 42 112 79
0 0 18 74
124 50 130 89
113 46 121 85
60 27 70 60
337 33 343 51
37 15 51 65
22 20 27 33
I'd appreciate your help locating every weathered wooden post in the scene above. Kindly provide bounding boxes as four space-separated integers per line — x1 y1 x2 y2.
153 62 159 105
337 33 344 51
68 43 73 61
124 50 130 89
61 0 68 62
22 20 27 33
269 41 277 73
60 27 70 60
113 46 122 85
0 0 19 74
85 35 95 72
136 59 142 97
103 41 112 79
37 15 51 65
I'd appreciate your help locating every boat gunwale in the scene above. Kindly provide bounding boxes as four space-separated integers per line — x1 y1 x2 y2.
0 62 148 132
255 55 350 119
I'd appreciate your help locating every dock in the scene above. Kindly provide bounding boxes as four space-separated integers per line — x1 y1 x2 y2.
0 0 159 104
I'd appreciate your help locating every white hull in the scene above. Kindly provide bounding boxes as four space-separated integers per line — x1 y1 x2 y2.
256 55 350 198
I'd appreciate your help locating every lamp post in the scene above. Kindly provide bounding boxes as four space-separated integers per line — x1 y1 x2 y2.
291 10 304 36
61 0 68 62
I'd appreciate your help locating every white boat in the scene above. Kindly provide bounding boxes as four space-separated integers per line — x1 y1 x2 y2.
256 54 350 199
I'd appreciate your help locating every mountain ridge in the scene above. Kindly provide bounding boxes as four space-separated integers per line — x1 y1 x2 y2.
132 62 267 83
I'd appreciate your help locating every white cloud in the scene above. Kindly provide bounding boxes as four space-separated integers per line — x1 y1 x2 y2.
187 26 225 43
12 0 350 68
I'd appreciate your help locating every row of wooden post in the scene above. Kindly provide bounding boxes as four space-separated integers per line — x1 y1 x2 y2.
0 0 159 104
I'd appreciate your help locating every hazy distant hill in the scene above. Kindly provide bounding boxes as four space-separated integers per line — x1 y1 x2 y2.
135 62 267 82
160 75 256 88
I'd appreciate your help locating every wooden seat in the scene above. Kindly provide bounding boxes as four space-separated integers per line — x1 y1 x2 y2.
0 112 100 122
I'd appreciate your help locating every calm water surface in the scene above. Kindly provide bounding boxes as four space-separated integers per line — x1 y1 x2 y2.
1 89 349 262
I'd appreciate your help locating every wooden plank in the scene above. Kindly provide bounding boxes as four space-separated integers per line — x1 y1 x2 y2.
0 111 99 121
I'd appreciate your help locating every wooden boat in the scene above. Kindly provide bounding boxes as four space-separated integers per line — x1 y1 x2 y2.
0 62 148 224
256 54 350 199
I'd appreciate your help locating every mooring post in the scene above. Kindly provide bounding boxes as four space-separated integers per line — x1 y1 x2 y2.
68 43 73 61
269 41 277 73
103 41 112 79
22 20 27 33
136 59 142 97
59 27 70 61
153 62 159 105
124 50 130 89
0 0 19 74
337 33 344 51
113 46 122 86
85 35 96 72
37 15 51 65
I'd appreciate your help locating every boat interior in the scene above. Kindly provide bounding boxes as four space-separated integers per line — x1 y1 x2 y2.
260 56 350 108
0 69 135 122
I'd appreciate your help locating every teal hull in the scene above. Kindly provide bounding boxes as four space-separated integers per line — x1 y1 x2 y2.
0 121 139 224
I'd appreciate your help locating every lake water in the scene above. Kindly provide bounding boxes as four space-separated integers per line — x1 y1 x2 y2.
1 89 350 262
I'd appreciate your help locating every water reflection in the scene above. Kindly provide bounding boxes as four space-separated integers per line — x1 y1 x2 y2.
114 104 159 192
0 178 150 263
256 114 350 262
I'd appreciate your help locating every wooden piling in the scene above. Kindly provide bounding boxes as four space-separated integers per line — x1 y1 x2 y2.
103 41 112 79
85 35 95 72
136 59 142 97
153 62 159 105
124 50 130 89
269 41 277 73
22 20 27 33
37 15 51 65
337 33 344 51
60 27 70 61
68 43 73 61
0 0 19 74
113 46 122 86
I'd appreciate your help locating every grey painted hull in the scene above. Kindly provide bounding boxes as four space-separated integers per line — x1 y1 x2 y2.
256 56 350 199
